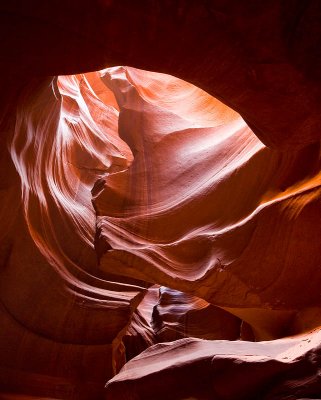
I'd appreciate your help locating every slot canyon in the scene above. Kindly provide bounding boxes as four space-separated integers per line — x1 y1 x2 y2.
2 1 321 399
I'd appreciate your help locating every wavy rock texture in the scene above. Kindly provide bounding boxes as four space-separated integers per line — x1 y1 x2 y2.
2 2 321 399
152 287 241 342
1 65 321 399
121 286 159 361
94 67 321 341
0 73 146 399
106 329 321 400
3 1 321 150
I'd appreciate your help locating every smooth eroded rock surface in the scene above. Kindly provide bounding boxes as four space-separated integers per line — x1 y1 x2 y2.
0 72 145 398
94 67 321 340
2 3 321 394
3 2 321 149
106 329 321 400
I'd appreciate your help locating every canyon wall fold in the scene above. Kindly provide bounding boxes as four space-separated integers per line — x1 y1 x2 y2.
1 45 321 399
3 1 321 149
106 329 321 400
0 73 145 399
94 67 321 341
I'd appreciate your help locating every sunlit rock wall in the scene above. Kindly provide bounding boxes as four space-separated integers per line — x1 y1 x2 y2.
1 66 321 399
0 73 144 399
95 67 321 340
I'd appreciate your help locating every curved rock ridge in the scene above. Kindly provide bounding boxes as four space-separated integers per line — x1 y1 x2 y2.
152 286 241 342
105 328 321 400
0 72 145 398
3 2 321 150
2 65 321 398
94 66 321 339
10 73 131 278
2 3 321 398
122 285 243 360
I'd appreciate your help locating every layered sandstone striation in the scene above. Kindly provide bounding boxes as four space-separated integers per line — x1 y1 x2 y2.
152 287 241 342
1 66 321 398
106 328 321 400
0 73 145 398
94 67 321 341
2 1 321 149
1 2 321 398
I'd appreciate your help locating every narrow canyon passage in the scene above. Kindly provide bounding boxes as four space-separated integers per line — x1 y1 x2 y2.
2 2 321 400
1 66 321 399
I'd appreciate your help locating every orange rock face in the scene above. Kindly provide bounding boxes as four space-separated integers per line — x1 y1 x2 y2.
1 65 321 399
3 2 321 150
2 3 321 399
152 287 241 342
106 329 321 400
0 73 145 398
94 67 321 340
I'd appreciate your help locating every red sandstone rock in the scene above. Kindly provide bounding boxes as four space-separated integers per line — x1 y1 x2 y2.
152 286 241 342
94 66 321 340
1 3 321 398
0 73 145 398
2 1 321 149
122 309 156 362
105 329 321 400
2 65 321 399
